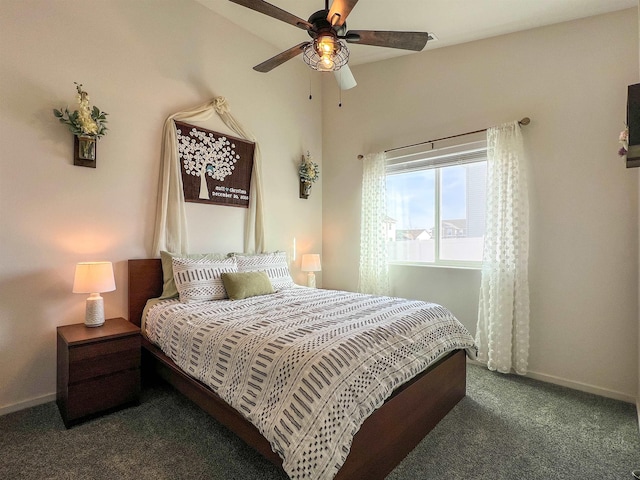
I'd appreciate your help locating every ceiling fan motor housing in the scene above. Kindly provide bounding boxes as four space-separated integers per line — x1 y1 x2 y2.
307 10 347 38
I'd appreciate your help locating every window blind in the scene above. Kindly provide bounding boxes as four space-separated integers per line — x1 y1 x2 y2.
386 140 487 174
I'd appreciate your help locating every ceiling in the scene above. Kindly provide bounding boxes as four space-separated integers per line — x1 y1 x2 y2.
196 0 636 66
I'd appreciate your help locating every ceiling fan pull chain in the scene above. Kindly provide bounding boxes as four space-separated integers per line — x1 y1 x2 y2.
309 73 313 100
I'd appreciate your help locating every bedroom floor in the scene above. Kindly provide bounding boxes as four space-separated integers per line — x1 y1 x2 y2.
1 364 638 480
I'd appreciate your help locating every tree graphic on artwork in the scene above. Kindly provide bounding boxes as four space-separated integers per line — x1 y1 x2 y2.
177 127 240 200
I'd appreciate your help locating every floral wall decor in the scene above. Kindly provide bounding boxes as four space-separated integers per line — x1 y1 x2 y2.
175 121 255 208
53 83 108 168
618 126 628 159
299 151 319 199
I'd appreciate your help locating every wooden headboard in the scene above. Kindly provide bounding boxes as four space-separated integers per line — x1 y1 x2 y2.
128 259 163 327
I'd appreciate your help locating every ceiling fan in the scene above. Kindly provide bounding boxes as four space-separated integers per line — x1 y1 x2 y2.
229 0 431 89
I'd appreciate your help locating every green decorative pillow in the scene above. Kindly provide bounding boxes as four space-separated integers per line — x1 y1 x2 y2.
221 271 274 300
159 251 226 299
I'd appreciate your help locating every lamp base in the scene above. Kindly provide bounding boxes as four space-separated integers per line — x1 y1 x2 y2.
307 272 316 288
85 294 105 327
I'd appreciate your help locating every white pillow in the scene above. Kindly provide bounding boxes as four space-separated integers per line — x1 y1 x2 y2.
172 257 237 303
234 252 295 291
159 251 226 299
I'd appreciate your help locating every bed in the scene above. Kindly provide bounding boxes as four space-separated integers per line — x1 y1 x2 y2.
128 257 475 480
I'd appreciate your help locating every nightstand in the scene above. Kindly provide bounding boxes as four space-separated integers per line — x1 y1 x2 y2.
56 317 141 428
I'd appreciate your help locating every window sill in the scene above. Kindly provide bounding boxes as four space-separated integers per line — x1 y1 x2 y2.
388 262 482 271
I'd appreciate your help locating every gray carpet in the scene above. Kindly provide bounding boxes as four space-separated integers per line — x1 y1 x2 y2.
1 364 638 479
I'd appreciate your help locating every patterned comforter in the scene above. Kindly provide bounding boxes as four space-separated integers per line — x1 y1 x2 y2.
145 287 476 480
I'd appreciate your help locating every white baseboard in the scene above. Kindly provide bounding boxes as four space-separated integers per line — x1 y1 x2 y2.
525 370 635 404
467 359 636 404
0 392 56 417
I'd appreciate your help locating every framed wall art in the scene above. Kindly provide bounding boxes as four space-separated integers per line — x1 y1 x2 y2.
627 83 640 167
175 121 255 208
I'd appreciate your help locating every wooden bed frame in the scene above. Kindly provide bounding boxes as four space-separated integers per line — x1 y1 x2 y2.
128 258 467 480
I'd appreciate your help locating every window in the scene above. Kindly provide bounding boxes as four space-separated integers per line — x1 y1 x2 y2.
385 140 487 267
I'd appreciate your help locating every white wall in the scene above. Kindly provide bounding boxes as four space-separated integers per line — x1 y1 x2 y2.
322 9 639 401
0 0 323 413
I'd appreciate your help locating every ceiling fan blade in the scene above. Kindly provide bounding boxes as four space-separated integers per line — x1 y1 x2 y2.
344 30 430 51
334 64 357 90
253 42 309 72
229 0 313 31
327 0 359 27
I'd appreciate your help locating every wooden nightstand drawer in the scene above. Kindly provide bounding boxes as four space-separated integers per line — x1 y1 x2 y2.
66 369 140 420
69 335 140 362
68 336 140 384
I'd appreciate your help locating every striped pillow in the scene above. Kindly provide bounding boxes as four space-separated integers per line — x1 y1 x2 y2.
172 257 237 303
159 251 227 299
234 252 295 291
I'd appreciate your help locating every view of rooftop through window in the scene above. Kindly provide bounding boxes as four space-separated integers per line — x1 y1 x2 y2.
386 156 487 266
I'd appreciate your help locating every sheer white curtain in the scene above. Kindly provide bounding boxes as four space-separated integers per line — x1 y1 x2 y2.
476 121 530 374
213 97 265 254
358 151 390 296
152 97 264 256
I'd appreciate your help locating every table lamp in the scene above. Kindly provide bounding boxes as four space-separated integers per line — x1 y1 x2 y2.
301 254 321 288
73 261 116 327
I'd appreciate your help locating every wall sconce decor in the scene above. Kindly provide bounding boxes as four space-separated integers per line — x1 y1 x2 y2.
301 253 321 288
53 83 108 168
73 261 116 327
299 151 319 199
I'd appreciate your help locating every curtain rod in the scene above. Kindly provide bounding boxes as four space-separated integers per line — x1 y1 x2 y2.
357 117 530 159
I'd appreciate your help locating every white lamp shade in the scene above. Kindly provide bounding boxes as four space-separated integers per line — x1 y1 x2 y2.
73 262 116 293
301 254 321 272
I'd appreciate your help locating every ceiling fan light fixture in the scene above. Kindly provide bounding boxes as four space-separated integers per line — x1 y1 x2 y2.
303 39 349 72
319 55 335 71
316 32 337 55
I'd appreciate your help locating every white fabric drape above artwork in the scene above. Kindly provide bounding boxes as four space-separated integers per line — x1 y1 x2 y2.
358 151 390 296
152 97 265 256
476 121 530 375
